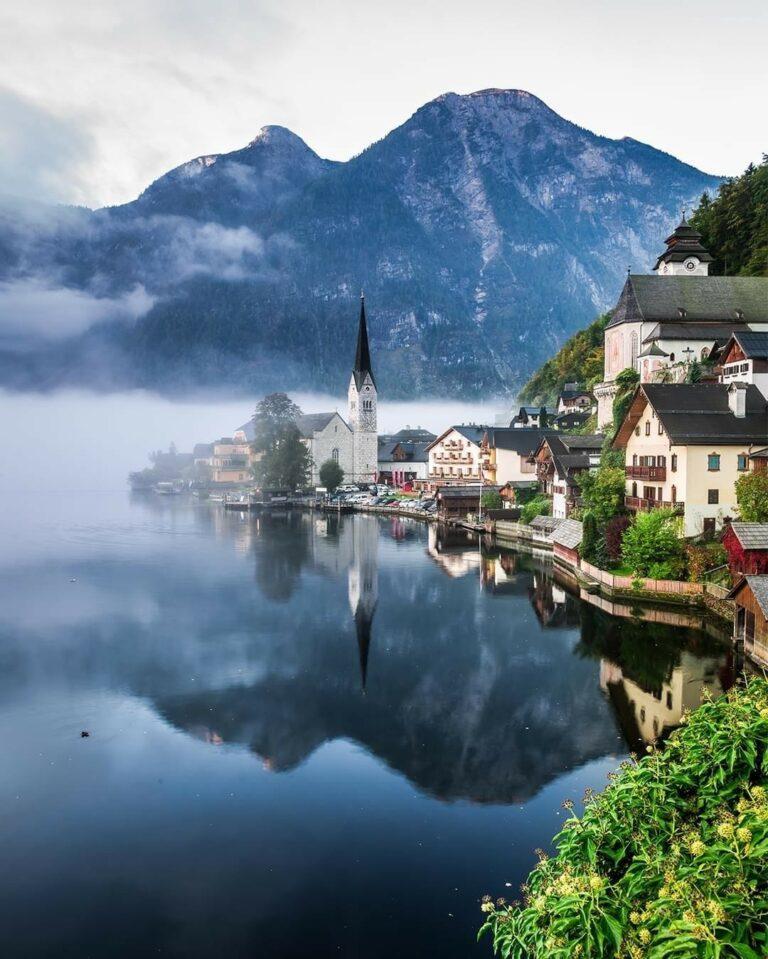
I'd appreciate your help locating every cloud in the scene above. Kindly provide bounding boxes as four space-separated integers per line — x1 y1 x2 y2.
161 219 266 281
0 87 93 204
0 279 154 346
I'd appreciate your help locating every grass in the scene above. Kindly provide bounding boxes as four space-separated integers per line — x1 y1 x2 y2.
479 679 768 959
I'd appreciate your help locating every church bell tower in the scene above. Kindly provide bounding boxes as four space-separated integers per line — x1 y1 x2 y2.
348 293 378 484
652 213 713 276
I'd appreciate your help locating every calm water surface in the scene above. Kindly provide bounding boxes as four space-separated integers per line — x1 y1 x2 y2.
0 494 736 958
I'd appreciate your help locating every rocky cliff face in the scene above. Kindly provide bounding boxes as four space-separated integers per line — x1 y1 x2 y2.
0 89 722 397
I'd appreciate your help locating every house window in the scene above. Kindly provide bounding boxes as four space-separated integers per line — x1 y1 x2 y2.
708 453 720 471
737 453 748 471
707 489 719 504
645 422 651 436
632 454 638 466
658 422 663 435
666 691 673 710
635 426 640 436
632 482 637 497
670 353 675 361
671 485 677 503
671 454 677 472
658 455 666 467
703 518 717 537
332 448 339 463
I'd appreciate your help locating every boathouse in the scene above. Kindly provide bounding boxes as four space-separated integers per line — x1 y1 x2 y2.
727 575 768 666
722 523 768 576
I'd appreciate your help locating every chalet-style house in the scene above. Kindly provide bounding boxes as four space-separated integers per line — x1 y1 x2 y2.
595 217 768 428
722 523 768 576
533 434 603 519
509 405 557 429
612 382 768 538
210 432 254 485
719 331 768 398
557 383 594 414
553 410 592 432
425 425 488 488
728 576 768 667
480 428 552 487
378 428 436 485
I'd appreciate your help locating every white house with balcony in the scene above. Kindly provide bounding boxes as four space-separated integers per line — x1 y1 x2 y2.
719 331 768 399
425 425 488 487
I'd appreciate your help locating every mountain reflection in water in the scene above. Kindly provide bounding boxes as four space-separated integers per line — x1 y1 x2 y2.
0 496 737 959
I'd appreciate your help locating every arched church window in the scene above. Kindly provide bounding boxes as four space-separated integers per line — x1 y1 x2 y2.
630 332 639 366
332 448 339 463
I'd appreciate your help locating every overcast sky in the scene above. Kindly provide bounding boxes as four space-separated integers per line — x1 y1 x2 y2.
1 0 765 209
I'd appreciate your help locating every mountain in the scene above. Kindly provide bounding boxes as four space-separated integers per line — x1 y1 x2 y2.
0 89 723 397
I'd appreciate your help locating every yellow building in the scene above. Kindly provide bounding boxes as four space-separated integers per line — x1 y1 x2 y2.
210 430 254 485
613 382 767 537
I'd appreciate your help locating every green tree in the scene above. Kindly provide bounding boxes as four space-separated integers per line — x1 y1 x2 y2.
611 367 640 431
319 458 344 492
580 511 598 564
576 466 626 524
520 495 551 525
621 508 685 579
735 470 768 522
251 392 311 490
481 490 503 510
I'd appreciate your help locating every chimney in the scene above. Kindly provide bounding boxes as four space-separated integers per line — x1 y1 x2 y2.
728 382 747 418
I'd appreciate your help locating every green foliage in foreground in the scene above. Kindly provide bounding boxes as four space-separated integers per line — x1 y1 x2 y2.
621 508 685 580
480 680 768 959
736 471 768 523
481 491 504 510
520 495 552 525
519 314 609 406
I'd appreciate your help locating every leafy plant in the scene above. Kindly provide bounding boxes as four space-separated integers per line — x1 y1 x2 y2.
621 508 684 578
481 491 504 510
736 471 768 522
520 495 552 525
604 515 630 564
581 512 598 564
479 680 768 959
319 459 344 492
576 467 626 525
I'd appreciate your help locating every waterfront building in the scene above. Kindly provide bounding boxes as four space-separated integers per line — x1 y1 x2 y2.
509 405 557 428
377 428 435 486
728 576 768 667
425 425 488 487
612 382 768 537
480 427 552 487
210 431 254 484
722 523 768 576
594 217 768 428
532 434 603 519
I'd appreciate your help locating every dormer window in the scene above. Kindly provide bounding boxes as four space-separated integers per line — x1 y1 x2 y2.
678 308 687 319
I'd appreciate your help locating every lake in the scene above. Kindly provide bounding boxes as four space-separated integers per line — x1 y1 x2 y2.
0 494 736 958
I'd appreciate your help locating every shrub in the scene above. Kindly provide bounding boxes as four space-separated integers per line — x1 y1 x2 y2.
481 491 503 510
479 680 768 959
318 459 344 492
580 512 598 564
521 496 552 525
577 467 626 524
736 471 768 522
621 508 684 578
686 542 728 583
604 515 630 563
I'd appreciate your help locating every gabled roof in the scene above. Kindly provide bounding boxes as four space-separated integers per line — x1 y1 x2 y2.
483 427 556 454
426 425 489 451
534 433 603 484
554 411 592 430
530 516 563 533
613 383 768 447
558 386 592 401
238 411 349 442
606 275 768 329
728 524 768 551
549 518 583 550
193 442 214 458
728 575 768 618
378 440 430 463
724 331 768 361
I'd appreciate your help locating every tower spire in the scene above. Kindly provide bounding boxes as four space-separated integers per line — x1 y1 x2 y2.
353 292 375 389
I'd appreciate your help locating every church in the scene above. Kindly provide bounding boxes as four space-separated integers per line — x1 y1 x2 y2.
595 217 768 428
299 294 379 486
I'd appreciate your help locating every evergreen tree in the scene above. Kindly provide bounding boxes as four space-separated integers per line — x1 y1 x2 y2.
251 392 311 490
581 512 598 564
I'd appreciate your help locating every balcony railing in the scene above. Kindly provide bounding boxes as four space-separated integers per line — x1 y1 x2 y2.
626 465 667 481
625 495 683 512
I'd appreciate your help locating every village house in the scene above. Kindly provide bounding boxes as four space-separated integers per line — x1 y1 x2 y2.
425 425 488 488
722 523 768 576
594 218 768 427
509 405 557 428
553 410 592 432
612 382 768 538
377 428 435 486
719 331 768 398
533 434 603 519
557 383 594 414
210 431 253 485
480 428 552 489
728 576 768 667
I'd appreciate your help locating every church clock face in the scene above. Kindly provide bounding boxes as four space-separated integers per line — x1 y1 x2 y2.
685 259 697 272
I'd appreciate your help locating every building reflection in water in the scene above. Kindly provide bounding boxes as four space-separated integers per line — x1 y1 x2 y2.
348 516 379 691
427 524 482 578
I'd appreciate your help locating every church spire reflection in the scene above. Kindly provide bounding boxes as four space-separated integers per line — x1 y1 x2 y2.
348 516 379 691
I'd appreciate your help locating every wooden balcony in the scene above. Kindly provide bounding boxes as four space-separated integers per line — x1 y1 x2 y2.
626 465 667 481
625 495 683 512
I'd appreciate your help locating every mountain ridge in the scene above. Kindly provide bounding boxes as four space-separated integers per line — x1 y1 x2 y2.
0 88 723 397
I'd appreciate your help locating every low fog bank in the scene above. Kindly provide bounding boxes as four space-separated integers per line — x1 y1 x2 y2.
0 389 499 492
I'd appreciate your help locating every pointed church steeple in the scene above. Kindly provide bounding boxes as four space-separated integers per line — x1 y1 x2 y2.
353 292 376 390
354 606 373 692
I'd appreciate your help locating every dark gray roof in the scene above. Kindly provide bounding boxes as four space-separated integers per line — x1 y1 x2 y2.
553 411 591 429
530 515 563 533
485 428 556 454
606 275 768 329
558 386 592 401
549 518 583 550
450 425 490 445
637 342 669 358
537 433 603 484
238 412 349 442
653 220 713 271
729 331 768 361
193 443 214 457
642 322 737 343
729 524 768 550
378 440 430 463
640 383 768 445
729 575 768 618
